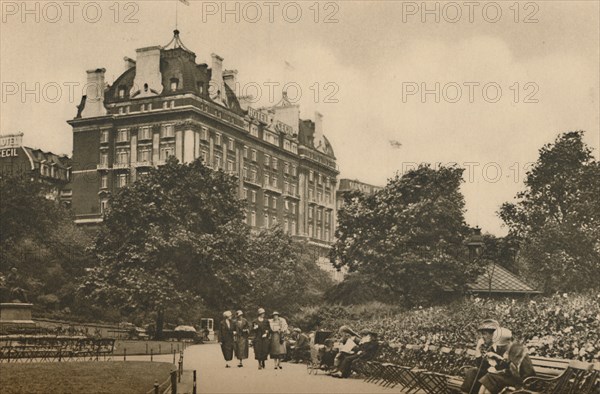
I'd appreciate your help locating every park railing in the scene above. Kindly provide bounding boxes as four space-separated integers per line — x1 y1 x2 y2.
0 335 115 363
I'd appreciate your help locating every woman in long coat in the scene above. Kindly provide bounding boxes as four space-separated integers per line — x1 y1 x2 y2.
219 311 235 368
269 311 288 369
233 310 250 367
252 308 271 370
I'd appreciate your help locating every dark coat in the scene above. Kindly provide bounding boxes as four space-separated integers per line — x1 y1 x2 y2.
252 318 271 361
234 317 250 360
219 319 235 361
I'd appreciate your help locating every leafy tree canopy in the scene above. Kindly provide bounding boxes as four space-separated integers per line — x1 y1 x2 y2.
499 131 600 292
331 165 481 305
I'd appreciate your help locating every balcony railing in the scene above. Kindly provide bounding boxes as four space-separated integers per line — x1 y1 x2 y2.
97 163 109 170
113 162 130 170
263 183 282 194
244 176 261 187
134 161 153 168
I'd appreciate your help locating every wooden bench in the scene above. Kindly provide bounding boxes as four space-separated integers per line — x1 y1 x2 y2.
504 359 599 394
446 356 599 394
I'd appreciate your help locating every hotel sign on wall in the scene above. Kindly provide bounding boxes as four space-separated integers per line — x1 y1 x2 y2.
0 133 23 158
247 107 269 124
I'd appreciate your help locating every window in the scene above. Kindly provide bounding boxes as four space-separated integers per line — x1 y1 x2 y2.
100 199 109 214
284 162 289 174
317 227 322 240
227 160 234 173
250 168 257 183
325 229 330 241
116 149 129 165
291 220 296 235
251 149 257 162
309 207 313 219
101 174 108 189
138 148 151 163
264 154 270 166
285 200 290 211
200 127 208 141
272 216 277 226
284 219 289 233
139 126 152 140
161 124 174 138
170 78 179 91
250 125 259 137
243 188 249 200
147 103 152 111
284 140 291 151
309 189 314 201
200 149 208 164
228 138 235 151
284 181 289 194
292 165 297 177
309 171 314 182
318 209 322 221
263 213 268 228
250 211 256 226
273 197 277 209
272 158 278 170
317 191 322 203
291 202 296 214
214 153 222 169
326 211 331 223
141 104 146 112
265 195 270 208
100 130 109 143
251 190 256 203
117 173 128 188
215 133 221 146
118 86 126 99
308 225 313 237
291 184 296 196
100 152 108 165
160 144 175 160
116 129 129 143
317 174 322 184
163 101 169 109
243 146 248 158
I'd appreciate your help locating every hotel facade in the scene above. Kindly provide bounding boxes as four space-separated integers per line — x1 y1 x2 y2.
68 32 339 257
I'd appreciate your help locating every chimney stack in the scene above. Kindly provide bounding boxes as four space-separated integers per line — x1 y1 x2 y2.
210 53 225 103
314 111 324 149
130 46 163 98
81 68 107 118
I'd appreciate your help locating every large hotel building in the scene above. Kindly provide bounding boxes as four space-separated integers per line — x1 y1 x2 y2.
69 31 339 263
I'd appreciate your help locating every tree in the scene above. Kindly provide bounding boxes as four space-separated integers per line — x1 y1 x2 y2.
80 158 333 326
243 228 333 316
79 158 252 325
499 131 600 292
331 165 481 306
0 174 93 307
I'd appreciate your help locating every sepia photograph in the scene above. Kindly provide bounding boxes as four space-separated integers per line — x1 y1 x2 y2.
0 1 599 393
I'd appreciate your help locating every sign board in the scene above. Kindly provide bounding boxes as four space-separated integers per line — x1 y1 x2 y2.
0 133 23 149
247 107 269 124
0 148 18 158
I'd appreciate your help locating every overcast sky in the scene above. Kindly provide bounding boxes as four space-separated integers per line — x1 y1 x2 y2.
1 0 599 235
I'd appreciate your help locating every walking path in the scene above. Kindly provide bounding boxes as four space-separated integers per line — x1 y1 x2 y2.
179 343 403 394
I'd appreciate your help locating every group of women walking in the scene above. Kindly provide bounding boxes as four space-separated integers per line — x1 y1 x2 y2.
218 308 289 370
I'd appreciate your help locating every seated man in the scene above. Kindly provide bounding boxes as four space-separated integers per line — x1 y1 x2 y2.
462 319 501 394
330 326 360 374
332 330 379 378
290 328 310 362
319 339 337 369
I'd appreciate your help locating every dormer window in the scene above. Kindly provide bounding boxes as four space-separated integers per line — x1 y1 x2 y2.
197 82 204 94
170 78 179 92
118 85 126 99
144 83 149 92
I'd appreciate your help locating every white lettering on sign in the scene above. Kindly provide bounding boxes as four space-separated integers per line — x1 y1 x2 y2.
0 148 19 158
0 134 23 148
247 107 269 124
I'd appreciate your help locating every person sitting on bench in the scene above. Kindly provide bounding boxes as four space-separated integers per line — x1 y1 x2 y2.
332 330 379 378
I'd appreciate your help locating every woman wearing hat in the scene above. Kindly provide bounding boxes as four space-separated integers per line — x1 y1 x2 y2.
219 311 236 368
233 310 250 368
462 319 501 393
252 308 271 370
268 311 288 369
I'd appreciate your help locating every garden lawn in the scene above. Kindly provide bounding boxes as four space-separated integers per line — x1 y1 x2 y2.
0 361 174 394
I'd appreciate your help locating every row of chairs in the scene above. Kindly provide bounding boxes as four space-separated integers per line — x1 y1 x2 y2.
352 342 600 394
0 335 115 362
